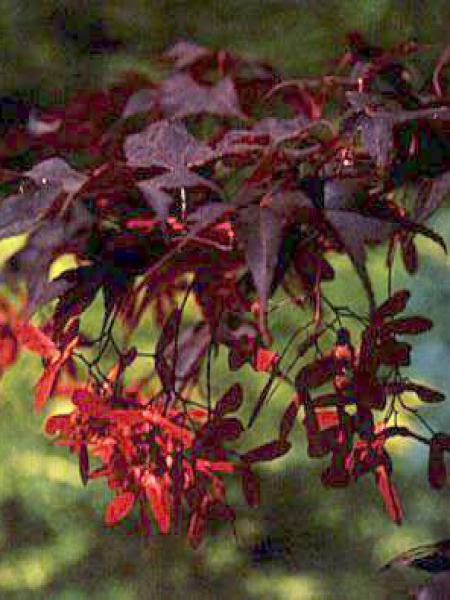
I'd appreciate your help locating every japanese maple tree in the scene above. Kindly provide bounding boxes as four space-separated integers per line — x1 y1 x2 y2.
0 33 449 548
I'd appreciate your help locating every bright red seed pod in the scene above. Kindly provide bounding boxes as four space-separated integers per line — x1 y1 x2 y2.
0 324 18 370
375 462 403 525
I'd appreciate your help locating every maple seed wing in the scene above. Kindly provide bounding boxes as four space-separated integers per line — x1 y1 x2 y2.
105 492 136 526
79 443 90 486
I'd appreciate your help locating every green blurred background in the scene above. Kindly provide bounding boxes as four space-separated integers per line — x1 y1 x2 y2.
0 1 450 598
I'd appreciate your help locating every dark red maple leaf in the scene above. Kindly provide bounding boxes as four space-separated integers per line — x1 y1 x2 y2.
121 88 158 119
0 181 62 240
124 121 218 218
234 204 284 340
25 157 88 193
160 73 246 120
124 119 214 170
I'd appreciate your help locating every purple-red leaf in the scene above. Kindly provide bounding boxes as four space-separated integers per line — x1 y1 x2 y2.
164 322 211 392
323 178 395 307
0 183 61 240
124 120 214 170
235 205 284 339
324 179 394 266
122 88 157 119
160 73 245 120
25 158 87 194
358 113 395 168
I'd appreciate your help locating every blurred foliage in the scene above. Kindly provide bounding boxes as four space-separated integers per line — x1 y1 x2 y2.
1 0 450 106
0 1 449 598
